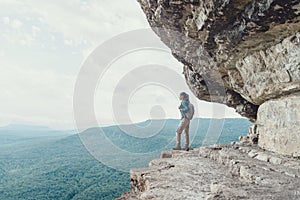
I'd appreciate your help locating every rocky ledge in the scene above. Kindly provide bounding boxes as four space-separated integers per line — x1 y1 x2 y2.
117 142 300 200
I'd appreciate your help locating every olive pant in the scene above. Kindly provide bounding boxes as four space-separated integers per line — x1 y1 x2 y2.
176 118 190 148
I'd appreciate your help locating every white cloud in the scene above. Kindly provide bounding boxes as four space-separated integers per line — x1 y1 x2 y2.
0 0 149 56
19 1 146 43
0 16 35 46
11 19 23 29
31 25 41 37
1 31 34 46
0 49 4 57
1 17 23 29
2 16 9 25
0 0 150 55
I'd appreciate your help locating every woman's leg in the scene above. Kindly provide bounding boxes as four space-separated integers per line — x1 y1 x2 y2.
184 121 190 150
174 119 189 150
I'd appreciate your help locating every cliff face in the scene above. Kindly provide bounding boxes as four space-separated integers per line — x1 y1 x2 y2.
138 0 300 156
116 1 300 199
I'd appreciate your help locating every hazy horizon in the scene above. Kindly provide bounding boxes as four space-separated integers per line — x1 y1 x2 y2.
0 116 247 131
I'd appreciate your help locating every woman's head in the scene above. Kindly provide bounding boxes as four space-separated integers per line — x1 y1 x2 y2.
179 92 189 101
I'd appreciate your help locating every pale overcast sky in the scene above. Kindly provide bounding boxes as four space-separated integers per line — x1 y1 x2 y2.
0 0 241 129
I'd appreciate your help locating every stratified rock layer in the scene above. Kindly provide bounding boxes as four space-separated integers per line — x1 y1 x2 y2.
138 0 300 121
116 144 300 200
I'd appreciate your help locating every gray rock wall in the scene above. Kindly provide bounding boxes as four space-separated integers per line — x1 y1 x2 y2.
257 93 300 157
229 33 300 105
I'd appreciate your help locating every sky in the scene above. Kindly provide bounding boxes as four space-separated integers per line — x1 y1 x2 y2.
0 0 241 129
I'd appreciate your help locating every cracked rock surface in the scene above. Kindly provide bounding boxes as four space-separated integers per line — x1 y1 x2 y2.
116 144 300 200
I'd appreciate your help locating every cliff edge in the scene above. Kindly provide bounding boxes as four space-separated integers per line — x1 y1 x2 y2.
117 126 299 200
117 141 300 199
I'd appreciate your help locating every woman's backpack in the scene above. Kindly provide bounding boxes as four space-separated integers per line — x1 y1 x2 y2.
185 103 194 120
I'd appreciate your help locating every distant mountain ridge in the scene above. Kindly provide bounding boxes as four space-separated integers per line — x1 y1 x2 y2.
0 124 75 138
0 124 52 131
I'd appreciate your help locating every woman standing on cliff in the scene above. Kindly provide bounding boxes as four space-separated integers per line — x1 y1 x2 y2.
173 92 194 151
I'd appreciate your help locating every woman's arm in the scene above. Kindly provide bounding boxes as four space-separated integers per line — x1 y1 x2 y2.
180 101 189 113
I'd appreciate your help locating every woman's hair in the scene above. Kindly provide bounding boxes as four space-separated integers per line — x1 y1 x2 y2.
180 92 189 101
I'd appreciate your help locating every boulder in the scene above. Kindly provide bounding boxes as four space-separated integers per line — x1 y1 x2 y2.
257 93 300 157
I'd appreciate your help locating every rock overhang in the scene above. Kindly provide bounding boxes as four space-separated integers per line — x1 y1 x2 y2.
138 0 300 121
